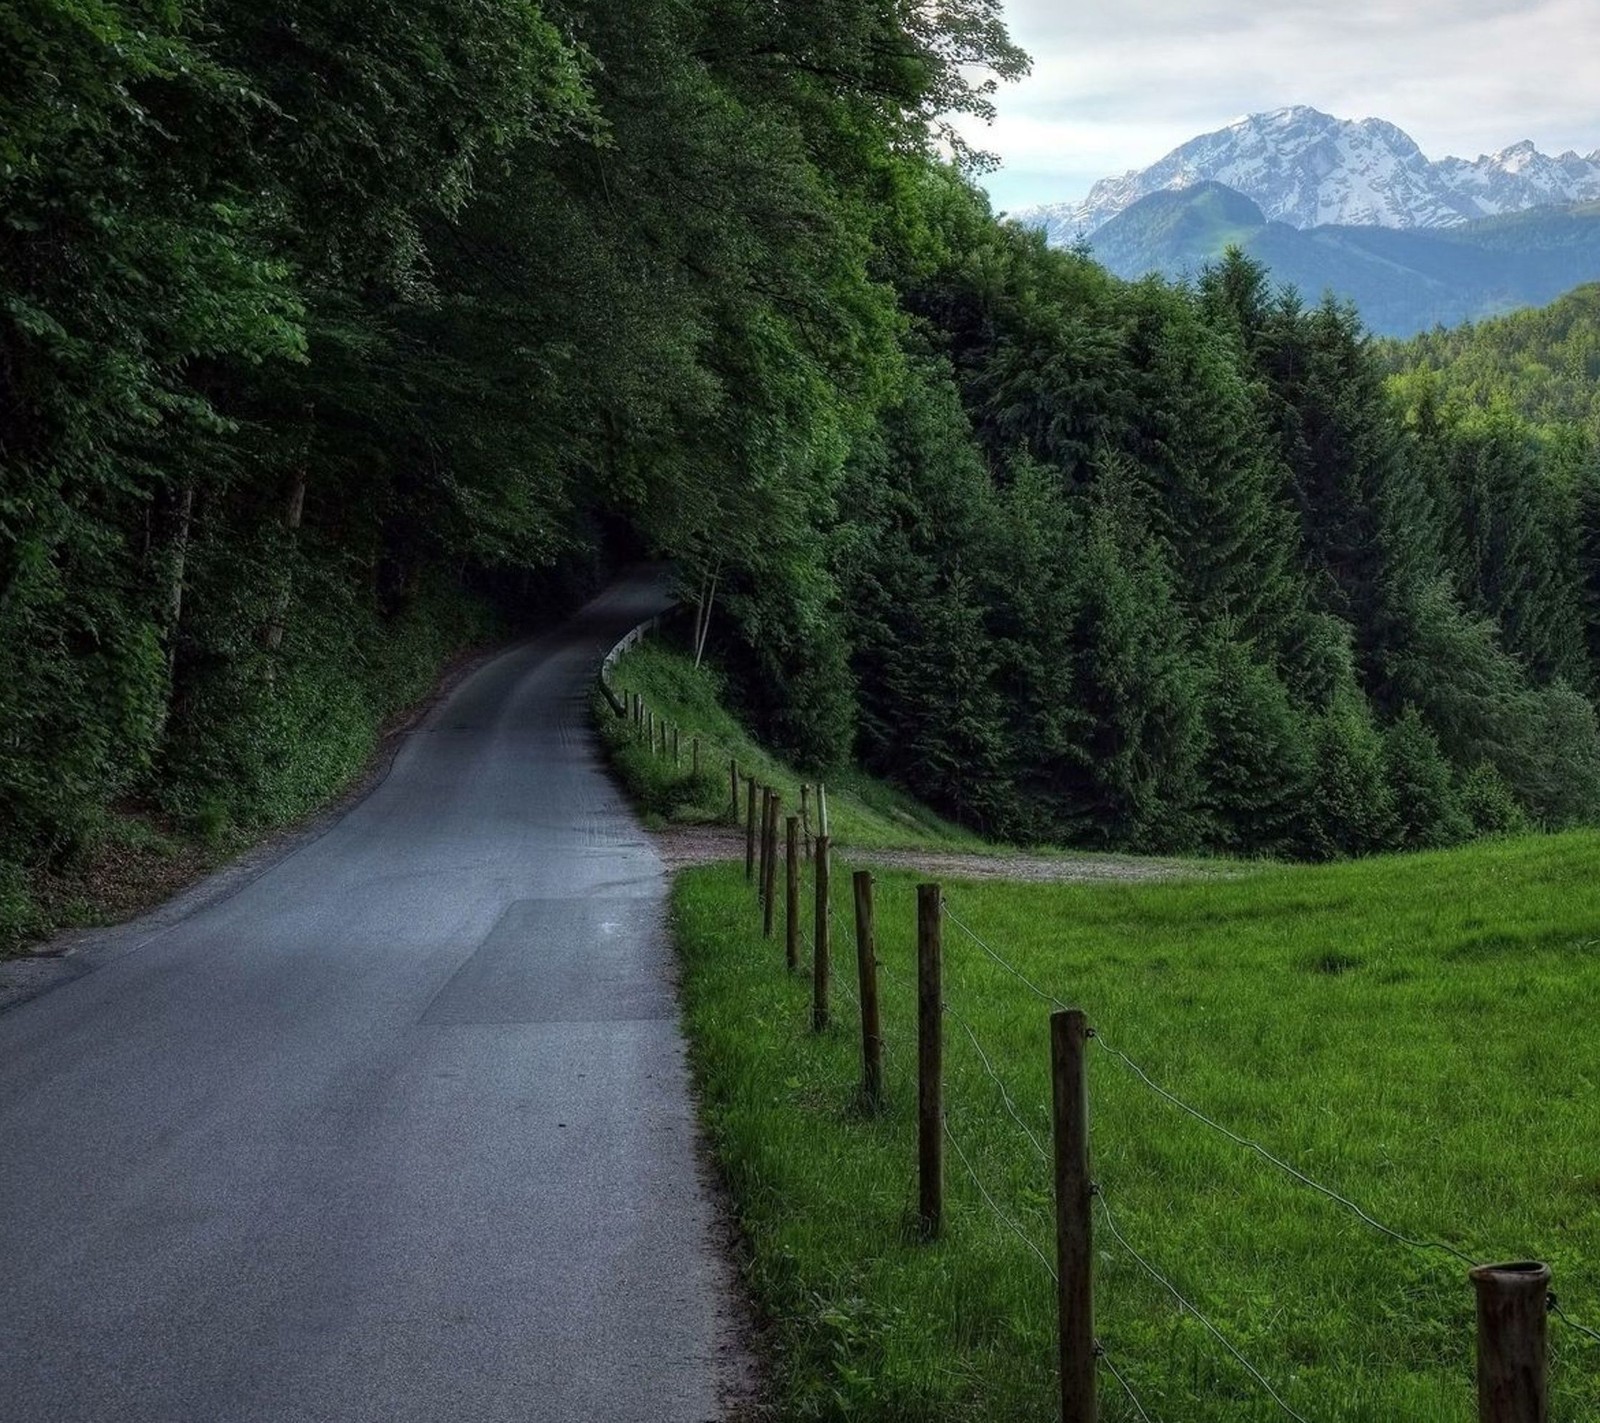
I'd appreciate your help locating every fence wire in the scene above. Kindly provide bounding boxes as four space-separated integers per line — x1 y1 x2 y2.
945 1002 1050 1164
1092 1034 1482 1271
943 1116 1057 1283
941 896 1068 1010
1099 1346 1160 1423
1096 1191 1312 1422
942 890 1485 1274
876 954 915 993
1551 1296 1600 1346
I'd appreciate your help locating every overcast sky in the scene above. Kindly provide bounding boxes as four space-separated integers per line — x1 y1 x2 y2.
959 0 1600 213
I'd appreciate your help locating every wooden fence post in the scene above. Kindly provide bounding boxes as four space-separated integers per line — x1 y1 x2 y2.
812 835 831 1031
1053 1009 1096 1423
854 870 882 1111
762 794 781 939
1471 1261 1550 1423
672 725 680 766
646 709 655 752
693 736 701 777
785 816 800 971
756 787 770 902
917 883 942 1240
800 784 812 860
745 778 758 882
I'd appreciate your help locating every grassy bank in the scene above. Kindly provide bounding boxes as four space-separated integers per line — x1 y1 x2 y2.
674 832 1600 1420
601 642 981 850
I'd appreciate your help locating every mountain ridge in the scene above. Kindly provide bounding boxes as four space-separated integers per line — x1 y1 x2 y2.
1016 107 1600 240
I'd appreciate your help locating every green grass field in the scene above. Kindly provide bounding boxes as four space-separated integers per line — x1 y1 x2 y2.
674 834 1600 1421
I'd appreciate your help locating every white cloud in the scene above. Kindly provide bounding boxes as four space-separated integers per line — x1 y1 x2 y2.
961 0 1600 207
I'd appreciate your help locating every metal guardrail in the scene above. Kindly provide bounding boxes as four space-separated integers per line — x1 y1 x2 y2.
598 613 663 716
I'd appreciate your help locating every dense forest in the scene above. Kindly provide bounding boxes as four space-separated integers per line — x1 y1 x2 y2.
6 0 1600 942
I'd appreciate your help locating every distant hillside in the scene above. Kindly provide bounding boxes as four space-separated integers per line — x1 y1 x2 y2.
1075 184 1600 336
1381 283 1600 435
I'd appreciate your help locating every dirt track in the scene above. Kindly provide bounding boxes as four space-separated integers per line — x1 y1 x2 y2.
651 824 1207 883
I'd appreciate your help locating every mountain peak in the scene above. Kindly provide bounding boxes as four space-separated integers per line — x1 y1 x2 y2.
1015 111 1600 244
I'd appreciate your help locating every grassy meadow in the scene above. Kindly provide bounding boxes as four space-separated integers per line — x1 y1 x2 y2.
673 834 1600 1421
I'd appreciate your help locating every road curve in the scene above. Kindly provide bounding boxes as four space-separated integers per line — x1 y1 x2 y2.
0 572 750 1423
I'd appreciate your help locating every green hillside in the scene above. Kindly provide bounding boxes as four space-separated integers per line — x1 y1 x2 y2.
1083 185 1600 336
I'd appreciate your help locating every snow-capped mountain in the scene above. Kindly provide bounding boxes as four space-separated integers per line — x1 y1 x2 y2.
1016 107 1600 243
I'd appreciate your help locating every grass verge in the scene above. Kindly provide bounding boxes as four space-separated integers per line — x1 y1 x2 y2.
601 642 982 850
674 832 1600 1421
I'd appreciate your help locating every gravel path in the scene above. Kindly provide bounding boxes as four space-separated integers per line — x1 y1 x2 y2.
652 824 1203 883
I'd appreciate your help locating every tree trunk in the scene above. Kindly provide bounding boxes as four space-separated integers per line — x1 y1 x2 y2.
167 483 195 641
264 467 308 653
694 558 721 668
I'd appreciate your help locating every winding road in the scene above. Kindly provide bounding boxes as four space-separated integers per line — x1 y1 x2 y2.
0 573 749 1422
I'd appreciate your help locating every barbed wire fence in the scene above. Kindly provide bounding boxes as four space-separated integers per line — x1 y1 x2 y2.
614 671 1596 1422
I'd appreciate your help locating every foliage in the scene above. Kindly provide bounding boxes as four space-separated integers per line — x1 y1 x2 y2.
7 0 1600 951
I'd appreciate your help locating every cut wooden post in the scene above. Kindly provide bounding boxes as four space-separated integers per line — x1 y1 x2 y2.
762 793 782 939
658 718 668 756
1053 1009 1096 1423
745 778 758 882
812 835 831 1031
853 870 882 1110
757 787 772 904
785 816 801 971
917 883 942 1240
672 725 680 766
818 783 830 839
761 788 777 906
692 737 701 777
730 759 739 821
799 784 813 861
1471 1261 1550 1423
646 709 655 751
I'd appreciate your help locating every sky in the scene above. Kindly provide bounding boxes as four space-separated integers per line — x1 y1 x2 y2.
957 0 1600 213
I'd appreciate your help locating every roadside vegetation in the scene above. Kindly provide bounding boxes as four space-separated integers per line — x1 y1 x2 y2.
674 834 1600 1421
600 641 982 852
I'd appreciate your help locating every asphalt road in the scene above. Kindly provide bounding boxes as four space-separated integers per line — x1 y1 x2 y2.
0 573 749 1422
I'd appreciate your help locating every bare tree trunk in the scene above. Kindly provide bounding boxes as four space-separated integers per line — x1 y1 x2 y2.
153 482 196 739
167 483 195 641
264 467 307 653
694 558 721 669
691 567 710 662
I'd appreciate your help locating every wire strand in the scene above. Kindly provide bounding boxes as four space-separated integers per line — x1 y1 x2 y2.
1552 1297 1600 1346
1093 1036 1481 1270
944 1118 1057 1283
876 955 915 993
1099 1347 1159 1423
941 896 1068 1009
946 1004 1050 1163
1096 1192 1311 1423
